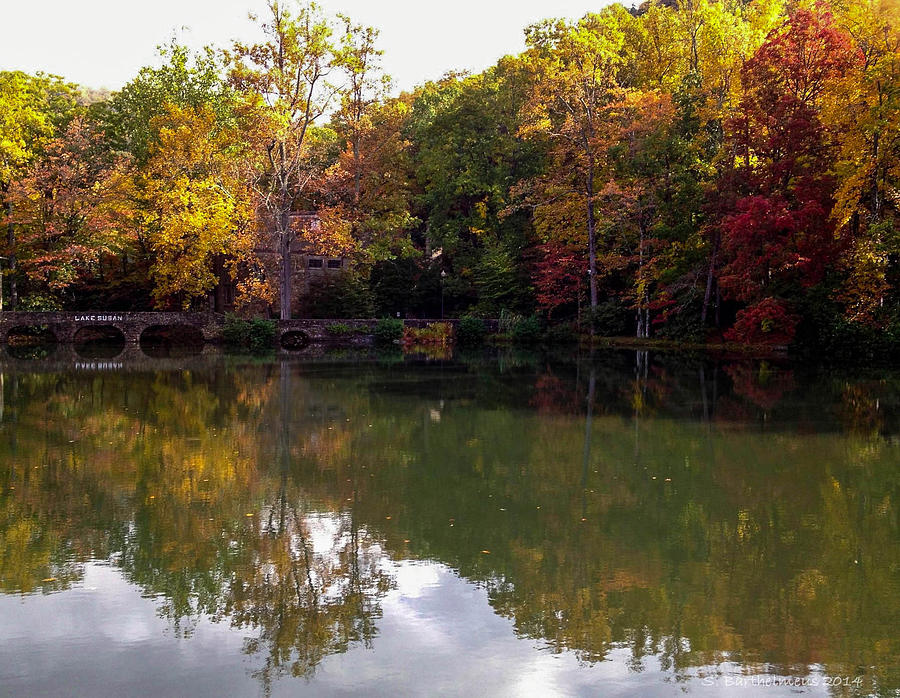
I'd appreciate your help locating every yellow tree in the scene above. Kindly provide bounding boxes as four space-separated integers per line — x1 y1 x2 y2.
825 0 900 323
140 104 253 309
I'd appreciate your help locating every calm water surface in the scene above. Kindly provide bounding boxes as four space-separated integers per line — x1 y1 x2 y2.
0 348 898 696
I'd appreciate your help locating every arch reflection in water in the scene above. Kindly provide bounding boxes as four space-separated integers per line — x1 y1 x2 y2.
0 354 898 695
73 325 126 359
4 325 58 360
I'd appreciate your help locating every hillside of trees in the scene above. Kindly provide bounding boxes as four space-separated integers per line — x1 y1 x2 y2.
2 0 900 357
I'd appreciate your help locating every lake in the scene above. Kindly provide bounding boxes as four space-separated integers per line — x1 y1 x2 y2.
0 348 898 696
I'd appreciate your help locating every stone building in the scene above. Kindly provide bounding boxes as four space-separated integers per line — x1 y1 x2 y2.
212 211 347 315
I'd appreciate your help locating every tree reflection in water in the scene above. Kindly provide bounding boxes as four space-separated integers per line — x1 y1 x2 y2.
0 352 898 694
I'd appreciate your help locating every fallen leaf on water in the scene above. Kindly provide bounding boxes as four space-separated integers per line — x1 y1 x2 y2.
42 578 57 583
245 513 254 517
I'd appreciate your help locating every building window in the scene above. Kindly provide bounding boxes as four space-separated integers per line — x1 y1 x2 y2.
327 259 343 270
307 258 323 269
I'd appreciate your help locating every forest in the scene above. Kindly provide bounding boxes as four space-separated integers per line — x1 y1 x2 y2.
2 0 899 357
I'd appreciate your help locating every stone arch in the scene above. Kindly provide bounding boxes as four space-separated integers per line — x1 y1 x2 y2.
281 330 311 351
4 325 58 360
4 324 58 345
73 325 126 358
139 324 205 358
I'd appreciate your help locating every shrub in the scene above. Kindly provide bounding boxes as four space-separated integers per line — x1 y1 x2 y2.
325 322 356 336
654 307 704 343
18 294 63 311
223 315 276 354
402 322 453 347
725 298 798 346
497 309 521 335
512 316 542 345
543 322 577 345
583 300 630 336
374 317 404 345
222 314 250 347
248 317 276 353
457 316 487 346
793 291 900 364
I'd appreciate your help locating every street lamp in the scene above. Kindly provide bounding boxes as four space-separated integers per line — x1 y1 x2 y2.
440 270 447 319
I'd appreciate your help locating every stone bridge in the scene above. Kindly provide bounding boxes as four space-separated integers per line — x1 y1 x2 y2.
0 312 222 345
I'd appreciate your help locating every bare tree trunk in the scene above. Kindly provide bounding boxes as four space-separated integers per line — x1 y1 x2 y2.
701 233 720 328
715 280 721 329
872 130 882 221
353 135 362 206
280 204 292 321
586 165 598 338
636 224 648 339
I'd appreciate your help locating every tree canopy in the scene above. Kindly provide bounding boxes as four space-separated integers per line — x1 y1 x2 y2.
3 0 900 354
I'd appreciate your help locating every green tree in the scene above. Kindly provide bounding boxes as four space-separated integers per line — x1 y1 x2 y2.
408 60 542 314
95 40 232 166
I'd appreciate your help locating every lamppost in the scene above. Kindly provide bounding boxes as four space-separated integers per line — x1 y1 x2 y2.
440 270 447 319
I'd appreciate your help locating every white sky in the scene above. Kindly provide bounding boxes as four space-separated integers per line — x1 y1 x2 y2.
1 0 614 94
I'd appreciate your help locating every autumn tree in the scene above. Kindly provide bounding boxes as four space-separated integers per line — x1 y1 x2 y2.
530 242 587 319
228 0 339 320
95 40 232 166
8 117 133 305
518 8 634 320
0 71 80 308
825 0 900 324
138 104 254 309
716 9 859 344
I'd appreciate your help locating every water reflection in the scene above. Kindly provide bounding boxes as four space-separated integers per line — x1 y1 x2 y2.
0 352 898 695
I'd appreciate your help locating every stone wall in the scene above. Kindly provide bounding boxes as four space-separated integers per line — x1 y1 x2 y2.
0 313 499 346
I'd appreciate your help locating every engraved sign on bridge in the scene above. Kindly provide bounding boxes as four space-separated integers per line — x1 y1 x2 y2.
74 315 126 323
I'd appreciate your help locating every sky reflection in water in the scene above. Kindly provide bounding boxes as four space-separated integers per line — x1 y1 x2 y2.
0 350 898 696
